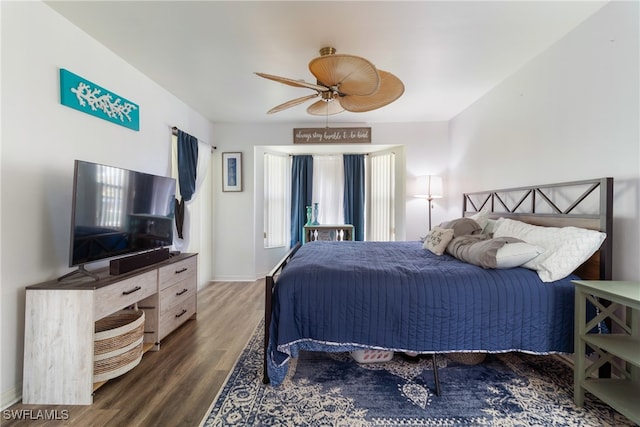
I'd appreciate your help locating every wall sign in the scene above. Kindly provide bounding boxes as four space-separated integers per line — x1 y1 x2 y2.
293 127 371 144
59 68 139 131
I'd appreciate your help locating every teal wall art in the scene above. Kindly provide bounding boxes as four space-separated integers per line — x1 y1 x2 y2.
59 68 139 131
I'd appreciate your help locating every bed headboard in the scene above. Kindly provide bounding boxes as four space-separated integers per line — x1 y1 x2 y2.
462 177 613 281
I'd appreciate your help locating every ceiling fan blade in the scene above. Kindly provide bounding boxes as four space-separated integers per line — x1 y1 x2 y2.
306 100 345 116
255 72 328 92
308 54 379 96
267 94 318 114
339 70 404 113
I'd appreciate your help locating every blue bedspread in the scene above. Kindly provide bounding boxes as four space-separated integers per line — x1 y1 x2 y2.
267 241 577 385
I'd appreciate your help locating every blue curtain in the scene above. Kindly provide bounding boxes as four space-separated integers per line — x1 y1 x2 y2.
290 155 313 247
177 130 198 201
343 154 365 241
175 130 198 238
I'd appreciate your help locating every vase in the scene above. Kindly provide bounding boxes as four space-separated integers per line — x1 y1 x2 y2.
305 206 313 226
312 203 320 225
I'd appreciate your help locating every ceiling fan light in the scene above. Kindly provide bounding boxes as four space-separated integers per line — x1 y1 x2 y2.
321 91 336 101
256 47 403 116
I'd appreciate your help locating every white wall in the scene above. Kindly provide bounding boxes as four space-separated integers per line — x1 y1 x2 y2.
449 1 639 280
390 123 450 239
211 122 450 280
1 2 215 407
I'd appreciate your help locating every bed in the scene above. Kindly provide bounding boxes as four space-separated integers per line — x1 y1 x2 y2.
263 178 613 387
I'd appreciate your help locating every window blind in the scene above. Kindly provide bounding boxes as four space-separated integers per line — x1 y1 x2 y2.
263 152 290 248
368 152 395 241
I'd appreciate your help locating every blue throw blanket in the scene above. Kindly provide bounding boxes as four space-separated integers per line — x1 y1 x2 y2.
268 241 577 385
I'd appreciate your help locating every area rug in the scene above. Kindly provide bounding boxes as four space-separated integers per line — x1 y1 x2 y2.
201 322 633 426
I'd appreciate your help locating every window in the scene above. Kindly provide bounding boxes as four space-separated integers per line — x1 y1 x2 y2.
263 149 397 245
263 152 290 248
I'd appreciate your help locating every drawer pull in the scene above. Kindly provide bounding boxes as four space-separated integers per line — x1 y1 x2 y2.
175 267 188 274
175 309 188 318
176 288 188 296
122 286 142 295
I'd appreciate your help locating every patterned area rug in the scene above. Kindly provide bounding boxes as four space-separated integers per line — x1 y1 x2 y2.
201 322 633 426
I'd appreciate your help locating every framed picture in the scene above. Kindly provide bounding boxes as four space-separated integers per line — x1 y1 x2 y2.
222 152 243 192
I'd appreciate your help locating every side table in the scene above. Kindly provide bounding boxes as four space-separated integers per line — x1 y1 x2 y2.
572 280 639 424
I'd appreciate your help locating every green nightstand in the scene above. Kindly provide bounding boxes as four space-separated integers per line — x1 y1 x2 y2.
572 280 640 424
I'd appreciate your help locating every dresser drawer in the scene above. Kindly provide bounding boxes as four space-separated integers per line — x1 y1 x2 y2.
159 277 197 313
158 291 196 340
94 270 157 321
158 256 197 291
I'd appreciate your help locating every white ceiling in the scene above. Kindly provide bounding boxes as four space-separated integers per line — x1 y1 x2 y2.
45 1 607 125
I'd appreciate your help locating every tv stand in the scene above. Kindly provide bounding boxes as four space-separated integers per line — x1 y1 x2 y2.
57 264 99 282
23 253 198 405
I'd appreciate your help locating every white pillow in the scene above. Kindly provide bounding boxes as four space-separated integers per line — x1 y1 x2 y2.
423 227 455 256
469 210 489 231
495 241 544 269
483 218 498 235
493 218 606 282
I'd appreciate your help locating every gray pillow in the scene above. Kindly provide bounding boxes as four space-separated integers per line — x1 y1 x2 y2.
446 235 534 269
439 217 482 237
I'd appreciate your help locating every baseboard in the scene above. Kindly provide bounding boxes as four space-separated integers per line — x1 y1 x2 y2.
1 383 22 410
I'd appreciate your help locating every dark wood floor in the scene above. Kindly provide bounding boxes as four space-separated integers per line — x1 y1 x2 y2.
3 280 264 427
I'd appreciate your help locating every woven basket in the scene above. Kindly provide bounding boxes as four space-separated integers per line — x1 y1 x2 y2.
94 309 145 383
448 352 487 365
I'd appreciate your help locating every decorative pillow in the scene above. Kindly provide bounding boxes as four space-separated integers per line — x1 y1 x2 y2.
493 218 606 282
469 210 489 231
439 218 482 237
446 235 542 269
423 227 455 256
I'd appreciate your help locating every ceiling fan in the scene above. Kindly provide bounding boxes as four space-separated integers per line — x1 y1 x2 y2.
255 47 404 116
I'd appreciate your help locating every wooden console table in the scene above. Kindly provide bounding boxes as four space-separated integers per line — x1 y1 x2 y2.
572 280 639 424
304 224 354 243
22 253 197 405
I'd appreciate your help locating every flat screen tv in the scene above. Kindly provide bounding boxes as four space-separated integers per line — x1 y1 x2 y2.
64 160 176 279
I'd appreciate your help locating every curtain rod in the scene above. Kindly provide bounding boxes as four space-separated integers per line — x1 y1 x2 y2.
172 126 217 151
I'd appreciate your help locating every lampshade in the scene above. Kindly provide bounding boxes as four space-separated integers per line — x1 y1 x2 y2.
414 175 443 199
